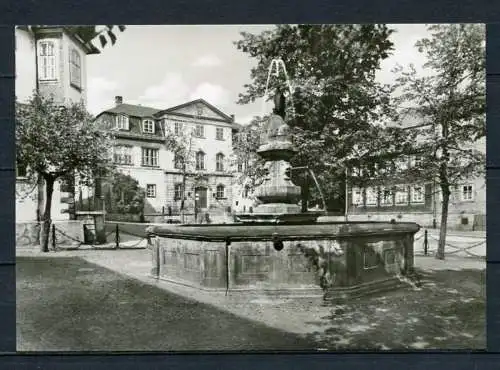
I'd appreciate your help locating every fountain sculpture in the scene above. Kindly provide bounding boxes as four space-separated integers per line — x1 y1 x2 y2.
147 60 420 302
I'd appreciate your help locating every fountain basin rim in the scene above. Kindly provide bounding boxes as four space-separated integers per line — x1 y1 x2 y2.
147 221 420 242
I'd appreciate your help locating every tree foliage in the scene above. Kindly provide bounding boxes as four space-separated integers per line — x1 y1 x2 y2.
106 171 145 214
393 24 486 259
234 24 398 210
16 93 114 251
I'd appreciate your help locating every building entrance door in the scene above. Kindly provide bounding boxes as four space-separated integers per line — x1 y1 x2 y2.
195 187 208 209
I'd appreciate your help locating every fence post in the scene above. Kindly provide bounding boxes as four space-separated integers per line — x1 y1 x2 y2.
115 224 120 250
424 229 428 256
51 224 56 250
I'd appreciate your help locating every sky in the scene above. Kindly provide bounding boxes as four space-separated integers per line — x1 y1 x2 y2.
86 24 431 125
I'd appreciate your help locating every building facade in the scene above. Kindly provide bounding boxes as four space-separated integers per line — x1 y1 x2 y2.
96 97 239 222
346 119 486 231
15 26 100 222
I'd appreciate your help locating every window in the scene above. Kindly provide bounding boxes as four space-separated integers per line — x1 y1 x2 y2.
462 184 474 201
413 155 423 167
174 121 183 135
196 151 205 170
142 119 155 134
142 148 159 167
174 153 184 169
174 183 184 200
381 187 393 206
364 248 379 269
16 162 27 178
411 185 424 203
237 161 243 173
38 39 57 81
195 124 204 138
216 153 224 172
115 115 129 130
216 127 224 140
146 184 156 198
366 187 377 206
243 185 250 198
216 184 225 199
69 48 81 89
352 188 362 205
395 186 409 204
113 145 132 165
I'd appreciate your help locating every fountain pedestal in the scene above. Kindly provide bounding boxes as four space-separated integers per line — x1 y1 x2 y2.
234 113 319 224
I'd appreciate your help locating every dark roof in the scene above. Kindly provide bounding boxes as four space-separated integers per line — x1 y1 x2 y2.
99 103 162 118
155 98 233 122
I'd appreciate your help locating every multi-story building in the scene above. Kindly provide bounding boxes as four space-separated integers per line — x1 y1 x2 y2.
15 26 100 222
96 97 240 221
346 115 486 231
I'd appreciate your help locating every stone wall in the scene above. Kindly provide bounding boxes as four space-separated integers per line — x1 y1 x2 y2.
152 228 415 299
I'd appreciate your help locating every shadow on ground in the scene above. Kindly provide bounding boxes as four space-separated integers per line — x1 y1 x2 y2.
302 268 485 350
16 256 319 352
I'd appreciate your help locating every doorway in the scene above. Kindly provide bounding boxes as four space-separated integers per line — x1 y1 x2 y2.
195 186 208 209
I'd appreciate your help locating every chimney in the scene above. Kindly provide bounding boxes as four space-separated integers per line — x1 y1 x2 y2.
230 114 235 122
115 96 123 106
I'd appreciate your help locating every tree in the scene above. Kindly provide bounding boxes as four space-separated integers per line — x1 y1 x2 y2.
162 123 210 223
107 171 145 215
16 93 114 252
393 24 486 259
235 24 397 211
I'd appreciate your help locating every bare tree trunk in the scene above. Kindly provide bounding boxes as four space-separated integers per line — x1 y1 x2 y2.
40 176 54 253
36 175 44 221
180 170 187 224
436 188 450 260
436 120 450 260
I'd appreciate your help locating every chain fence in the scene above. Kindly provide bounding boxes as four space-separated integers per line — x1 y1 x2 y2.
50 223 149 251
415 229 486 258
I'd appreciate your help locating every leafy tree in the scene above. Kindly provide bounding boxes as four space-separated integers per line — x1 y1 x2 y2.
161 123 213 223
16 93 114 252
107 171 145 214
234 24 397 211
392 24 486 259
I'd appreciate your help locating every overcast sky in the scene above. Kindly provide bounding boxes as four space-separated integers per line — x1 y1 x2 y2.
86 24 431 124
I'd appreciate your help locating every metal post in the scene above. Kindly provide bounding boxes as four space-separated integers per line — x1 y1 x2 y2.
115 224 119 250
424 229 428 256
51 224 56 250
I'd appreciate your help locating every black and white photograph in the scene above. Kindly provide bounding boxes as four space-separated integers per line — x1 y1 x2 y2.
15 24 486 351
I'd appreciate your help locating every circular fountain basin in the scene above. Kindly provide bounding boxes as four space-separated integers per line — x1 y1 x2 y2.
147 221 420 241
148 221 420 301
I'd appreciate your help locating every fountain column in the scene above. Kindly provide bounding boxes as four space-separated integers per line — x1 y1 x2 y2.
235 89 318 224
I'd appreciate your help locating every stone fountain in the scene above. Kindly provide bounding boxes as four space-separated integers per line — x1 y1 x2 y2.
147 61 420 302
234 89 320 224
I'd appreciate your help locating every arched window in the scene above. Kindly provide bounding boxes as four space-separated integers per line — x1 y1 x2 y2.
243 185 250 198
216 153 224 172
216 184 225 199
196 151 205 170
